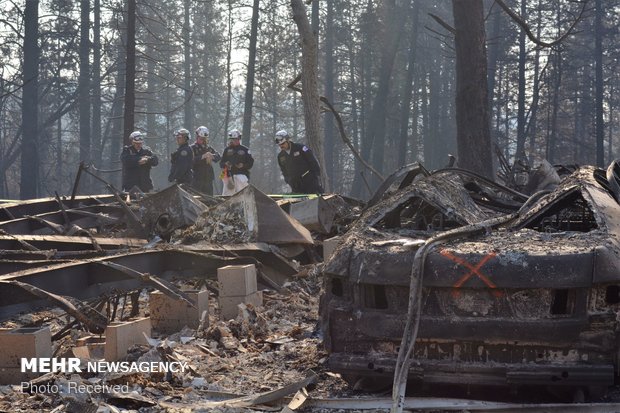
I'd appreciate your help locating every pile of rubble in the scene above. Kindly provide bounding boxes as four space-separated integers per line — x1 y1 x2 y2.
8 162 619 412
180 203 250 244
0 182 361 412
0 264 355 412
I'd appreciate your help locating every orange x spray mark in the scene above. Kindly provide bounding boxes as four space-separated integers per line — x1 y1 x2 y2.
439 249 502 298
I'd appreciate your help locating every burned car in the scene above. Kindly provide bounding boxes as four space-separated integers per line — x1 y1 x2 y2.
321 165 620 397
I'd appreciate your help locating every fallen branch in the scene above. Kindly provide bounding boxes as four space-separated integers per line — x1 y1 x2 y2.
3 280 107 334
97 261 196 308
23 215 65 235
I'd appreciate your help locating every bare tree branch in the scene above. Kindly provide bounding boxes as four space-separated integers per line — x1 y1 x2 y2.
494 0 588 48
428 13 456 35
320 96 385 181
288 74 384 181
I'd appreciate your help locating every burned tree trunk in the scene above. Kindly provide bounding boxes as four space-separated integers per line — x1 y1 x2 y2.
183 0 193 128
224 0 234 135
398 1 420 167
79 0 91 191
92 0 103 192
595 0 604 167
20 0 40 199
290 0 327 189
515 0 526 159
323 0 335 187
122 0 136 146
242 0 259 147
368 0 403 180
452 0 493 179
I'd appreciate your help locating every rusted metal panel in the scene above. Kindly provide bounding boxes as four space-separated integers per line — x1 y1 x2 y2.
0 250 57 260
0 259 71 275
423 246 595 288
135 184 207 238
326 306 592 348
326 240 595 289
593 245 620 283
0 234 145 251
327 353 614 387
0 249 257 320
358 174 494 232
0 205 123 235
182 242 300 286
0 195 115 222
246 186 314 244
366 163 430 208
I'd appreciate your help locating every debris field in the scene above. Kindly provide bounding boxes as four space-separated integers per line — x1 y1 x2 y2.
5 164 620 412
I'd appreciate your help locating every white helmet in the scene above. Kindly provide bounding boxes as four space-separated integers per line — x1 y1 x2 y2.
129 131 145 142
175 128 190 140
228 129 241 139
195 126 209 138
274 130 289 145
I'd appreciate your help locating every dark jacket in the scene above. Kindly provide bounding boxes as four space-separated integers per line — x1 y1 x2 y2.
277 142 323 194
191 142 221 195
120 145 158 192
168 142 194 184
219 144 254 177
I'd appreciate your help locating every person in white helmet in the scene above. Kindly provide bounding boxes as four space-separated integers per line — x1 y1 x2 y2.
191 126 221 195
275 130 323 194
168 128 194 184
120 131 159 192
219 129 254 195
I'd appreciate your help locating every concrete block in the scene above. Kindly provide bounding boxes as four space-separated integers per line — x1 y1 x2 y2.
219 291 263 320
73 336 106 360
217 264 257 297
149 290 209 334
104 317 151 361
0 327 52 367
323 236 341 261
0 326 52 384
75 335 106 347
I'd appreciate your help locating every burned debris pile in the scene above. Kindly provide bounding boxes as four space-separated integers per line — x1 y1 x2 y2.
0 182 358 411
178 185 315 246
181 201 251 244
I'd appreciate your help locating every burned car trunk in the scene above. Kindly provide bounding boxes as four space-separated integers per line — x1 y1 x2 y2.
321 167 620 392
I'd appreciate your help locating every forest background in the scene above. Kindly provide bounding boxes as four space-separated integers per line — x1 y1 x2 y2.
0 0 614 200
